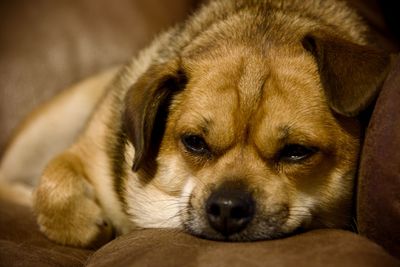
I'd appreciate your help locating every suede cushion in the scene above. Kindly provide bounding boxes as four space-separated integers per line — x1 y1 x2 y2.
0 198 93 267
358 56 400 258
86 229 400 267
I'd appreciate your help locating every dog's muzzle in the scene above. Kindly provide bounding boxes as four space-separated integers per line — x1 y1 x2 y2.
205 184 255 237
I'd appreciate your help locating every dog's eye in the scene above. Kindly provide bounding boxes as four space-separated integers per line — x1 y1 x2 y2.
181 134 209 155
279 144 317 162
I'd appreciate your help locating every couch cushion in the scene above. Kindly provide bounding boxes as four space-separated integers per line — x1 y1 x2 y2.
86 228 400 267
357 56 400 258
0 198 93 267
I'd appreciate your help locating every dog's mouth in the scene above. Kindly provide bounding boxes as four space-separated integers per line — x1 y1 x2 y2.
181 183 311 241
182 205 305 242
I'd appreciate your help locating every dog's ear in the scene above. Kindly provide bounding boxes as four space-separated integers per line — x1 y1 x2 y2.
123 60 187 173
302 32 391 117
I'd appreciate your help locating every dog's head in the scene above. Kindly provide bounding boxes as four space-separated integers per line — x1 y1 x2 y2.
123 28 390 240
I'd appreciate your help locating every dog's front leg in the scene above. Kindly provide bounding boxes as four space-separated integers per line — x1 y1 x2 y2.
33 151 114 247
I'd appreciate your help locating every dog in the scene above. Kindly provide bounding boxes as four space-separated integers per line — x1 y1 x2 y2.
0 0 392 247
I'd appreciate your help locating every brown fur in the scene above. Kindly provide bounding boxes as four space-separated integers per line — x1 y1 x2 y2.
0 0 392 247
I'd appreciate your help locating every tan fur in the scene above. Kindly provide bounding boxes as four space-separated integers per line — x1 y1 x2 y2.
163 45 361 239
0 0 391 247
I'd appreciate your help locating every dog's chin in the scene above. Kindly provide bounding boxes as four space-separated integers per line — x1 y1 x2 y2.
183 221 304 242
182 208 307 242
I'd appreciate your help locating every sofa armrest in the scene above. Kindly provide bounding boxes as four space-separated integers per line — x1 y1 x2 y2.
358 55 400 258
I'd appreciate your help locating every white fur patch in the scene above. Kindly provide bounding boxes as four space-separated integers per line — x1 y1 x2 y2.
125 179 182 228
125 171 197 229
285 192 315 230
181 177 196 199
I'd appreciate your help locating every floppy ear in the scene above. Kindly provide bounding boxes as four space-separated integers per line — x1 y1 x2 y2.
302 32 391 117
123 60 187 173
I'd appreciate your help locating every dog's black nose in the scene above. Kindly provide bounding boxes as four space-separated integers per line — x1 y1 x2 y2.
206 186 255 237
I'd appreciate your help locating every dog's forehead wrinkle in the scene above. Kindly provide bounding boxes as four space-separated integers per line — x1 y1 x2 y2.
181 49 270 139
277 125 292 142
237 57 268 109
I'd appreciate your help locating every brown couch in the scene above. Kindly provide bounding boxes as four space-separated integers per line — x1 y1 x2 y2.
1 1 400 266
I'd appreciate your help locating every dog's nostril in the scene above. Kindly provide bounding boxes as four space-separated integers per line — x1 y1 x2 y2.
206 186 255 237
209 203 221 217
230 206 248 220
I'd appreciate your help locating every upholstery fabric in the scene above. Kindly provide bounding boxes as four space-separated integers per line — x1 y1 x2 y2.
86 229 400 267
358 57 400 258
0 198 93 267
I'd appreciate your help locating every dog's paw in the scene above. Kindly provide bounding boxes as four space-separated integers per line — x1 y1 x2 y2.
36 193 114 248
33 153 115 247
